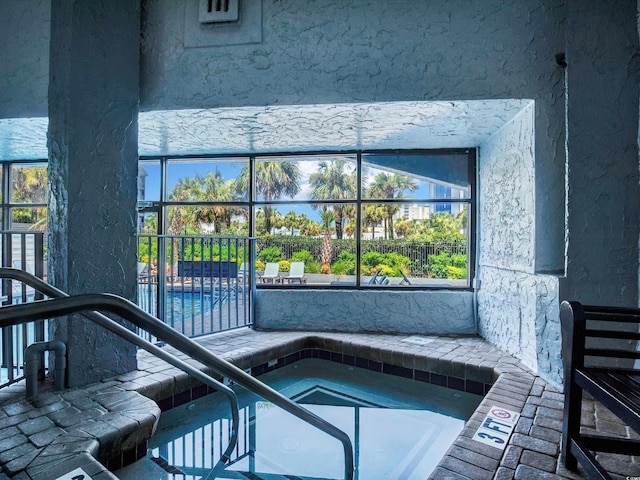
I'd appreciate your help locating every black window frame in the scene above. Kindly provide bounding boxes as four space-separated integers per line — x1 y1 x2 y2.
138 148 476 290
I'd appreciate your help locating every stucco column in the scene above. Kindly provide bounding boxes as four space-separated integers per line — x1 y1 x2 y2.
47 0 140 386
561 1 640 307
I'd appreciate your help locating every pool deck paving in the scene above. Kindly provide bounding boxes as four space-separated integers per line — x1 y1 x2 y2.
0 328 638 479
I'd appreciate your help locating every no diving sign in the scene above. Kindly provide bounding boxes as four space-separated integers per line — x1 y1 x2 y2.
55 467 93 480
472 405 520 450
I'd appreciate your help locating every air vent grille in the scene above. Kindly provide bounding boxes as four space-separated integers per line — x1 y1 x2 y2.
199 0 239 24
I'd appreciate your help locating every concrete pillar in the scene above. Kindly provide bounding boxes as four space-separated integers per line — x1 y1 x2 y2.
47 0 140 386
562 1 640 307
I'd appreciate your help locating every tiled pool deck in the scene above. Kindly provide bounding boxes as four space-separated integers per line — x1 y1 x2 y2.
0 329 638 479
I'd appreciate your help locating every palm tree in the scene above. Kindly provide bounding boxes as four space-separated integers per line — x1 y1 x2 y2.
167 176 201 234
236 160 301 235
367 173 418 239
284 211 298 235
298 213 322 236
319 210 335 274
309 160 356 240
196 172 236 234
362 204 386 240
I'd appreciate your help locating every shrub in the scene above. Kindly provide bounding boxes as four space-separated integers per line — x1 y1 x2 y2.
278 260 291 273
291 250 314 265
305 260 321 274
361 251 410 277
428 252 467 279
331 251 356 275
362 251 385 270
446 265 466 279
431 263 449 279
257 246 282 263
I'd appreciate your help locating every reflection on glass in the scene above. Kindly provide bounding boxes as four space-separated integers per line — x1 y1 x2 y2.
166 206 249 236
361 203 468 287
11 164 47 204
137 211 158 235
255 154 357 202
362 153 470 201
138 160 160 201
167 158 249 202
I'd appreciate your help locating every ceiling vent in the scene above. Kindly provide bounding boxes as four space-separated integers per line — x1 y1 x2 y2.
199 0 239 24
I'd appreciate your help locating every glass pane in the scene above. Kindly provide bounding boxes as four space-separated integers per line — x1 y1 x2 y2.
362 153 470 201
255 203 356 286
0 164 3 202
166 205 249 236
255 154 357 202
166 158 249 202
11 207 47 231
11 164 47 204
361 203 469 287
137 211 158 235
138 160 161 202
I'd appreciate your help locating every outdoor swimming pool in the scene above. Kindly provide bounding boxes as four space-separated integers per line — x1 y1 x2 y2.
137 287 237 319
117 358 482 480
166 292 215 319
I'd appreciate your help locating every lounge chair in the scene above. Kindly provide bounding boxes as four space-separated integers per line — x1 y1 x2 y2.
261 262 281 283
137 262 148 276
366 268 382 284
283 261 306 284
237 262 250 282
399 270 412 285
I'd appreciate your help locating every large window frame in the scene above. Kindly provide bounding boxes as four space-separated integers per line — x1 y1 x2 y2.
138 148 476 289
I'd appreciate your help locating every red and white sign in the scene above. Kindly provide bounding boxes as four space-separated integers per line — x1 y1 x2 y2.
55 467 93 480
472 405 520 450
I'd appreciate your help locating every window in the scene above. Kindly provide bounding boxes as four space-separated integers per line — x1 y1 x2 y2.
139 149 475 288
0 162 48 232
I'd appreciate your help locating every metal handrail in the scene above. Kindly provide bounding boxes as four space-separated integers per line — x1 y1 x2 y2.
0 268 239 473
0 268 355 480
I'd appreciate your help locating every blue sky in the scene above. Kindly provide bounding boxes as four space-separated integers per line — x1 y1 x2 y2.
139 158 462 225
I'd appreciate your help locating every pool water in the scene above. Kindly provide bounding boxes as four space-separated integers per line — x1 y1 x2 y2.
117 359 482 480
166 292 213 318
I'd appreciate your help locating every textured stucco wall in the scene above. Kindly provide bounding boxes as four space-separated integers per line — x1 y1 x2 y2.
477 102 561 385
0 0 50 118
479 103 536 274
140 0 566 274
561 1 640 307
47 1 141 386
255 289 475 335
478 267 561 385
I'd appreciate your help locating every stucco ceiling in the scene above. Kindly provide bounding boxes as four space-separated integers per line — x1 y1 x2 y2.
0 100 531 160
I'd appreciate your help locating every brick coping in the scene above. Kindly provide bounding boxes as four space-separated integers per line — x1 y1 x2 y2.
0 330 586 479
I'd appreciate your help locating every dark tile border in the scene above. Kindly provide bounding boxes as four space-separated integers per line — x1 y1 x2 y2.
157 347 493 413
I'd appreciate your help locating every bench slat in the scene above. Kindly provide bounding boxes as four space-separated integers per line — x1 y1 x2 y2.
575 369 640 432
585 329 640 341
584 348 640 360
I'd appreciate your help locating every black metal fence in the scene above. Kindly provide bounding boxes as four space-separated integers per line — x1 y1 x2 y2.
137 235 254 339
0 231 47 389
258 236 467 275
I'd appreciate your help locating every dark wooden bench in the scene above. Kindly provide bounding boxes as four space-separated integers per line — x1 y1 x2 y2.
560 300 640 479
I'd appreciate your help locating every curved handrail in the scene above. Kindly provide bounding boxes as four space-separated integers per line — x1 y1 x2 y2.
0 268 239 471
0 269 355 480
